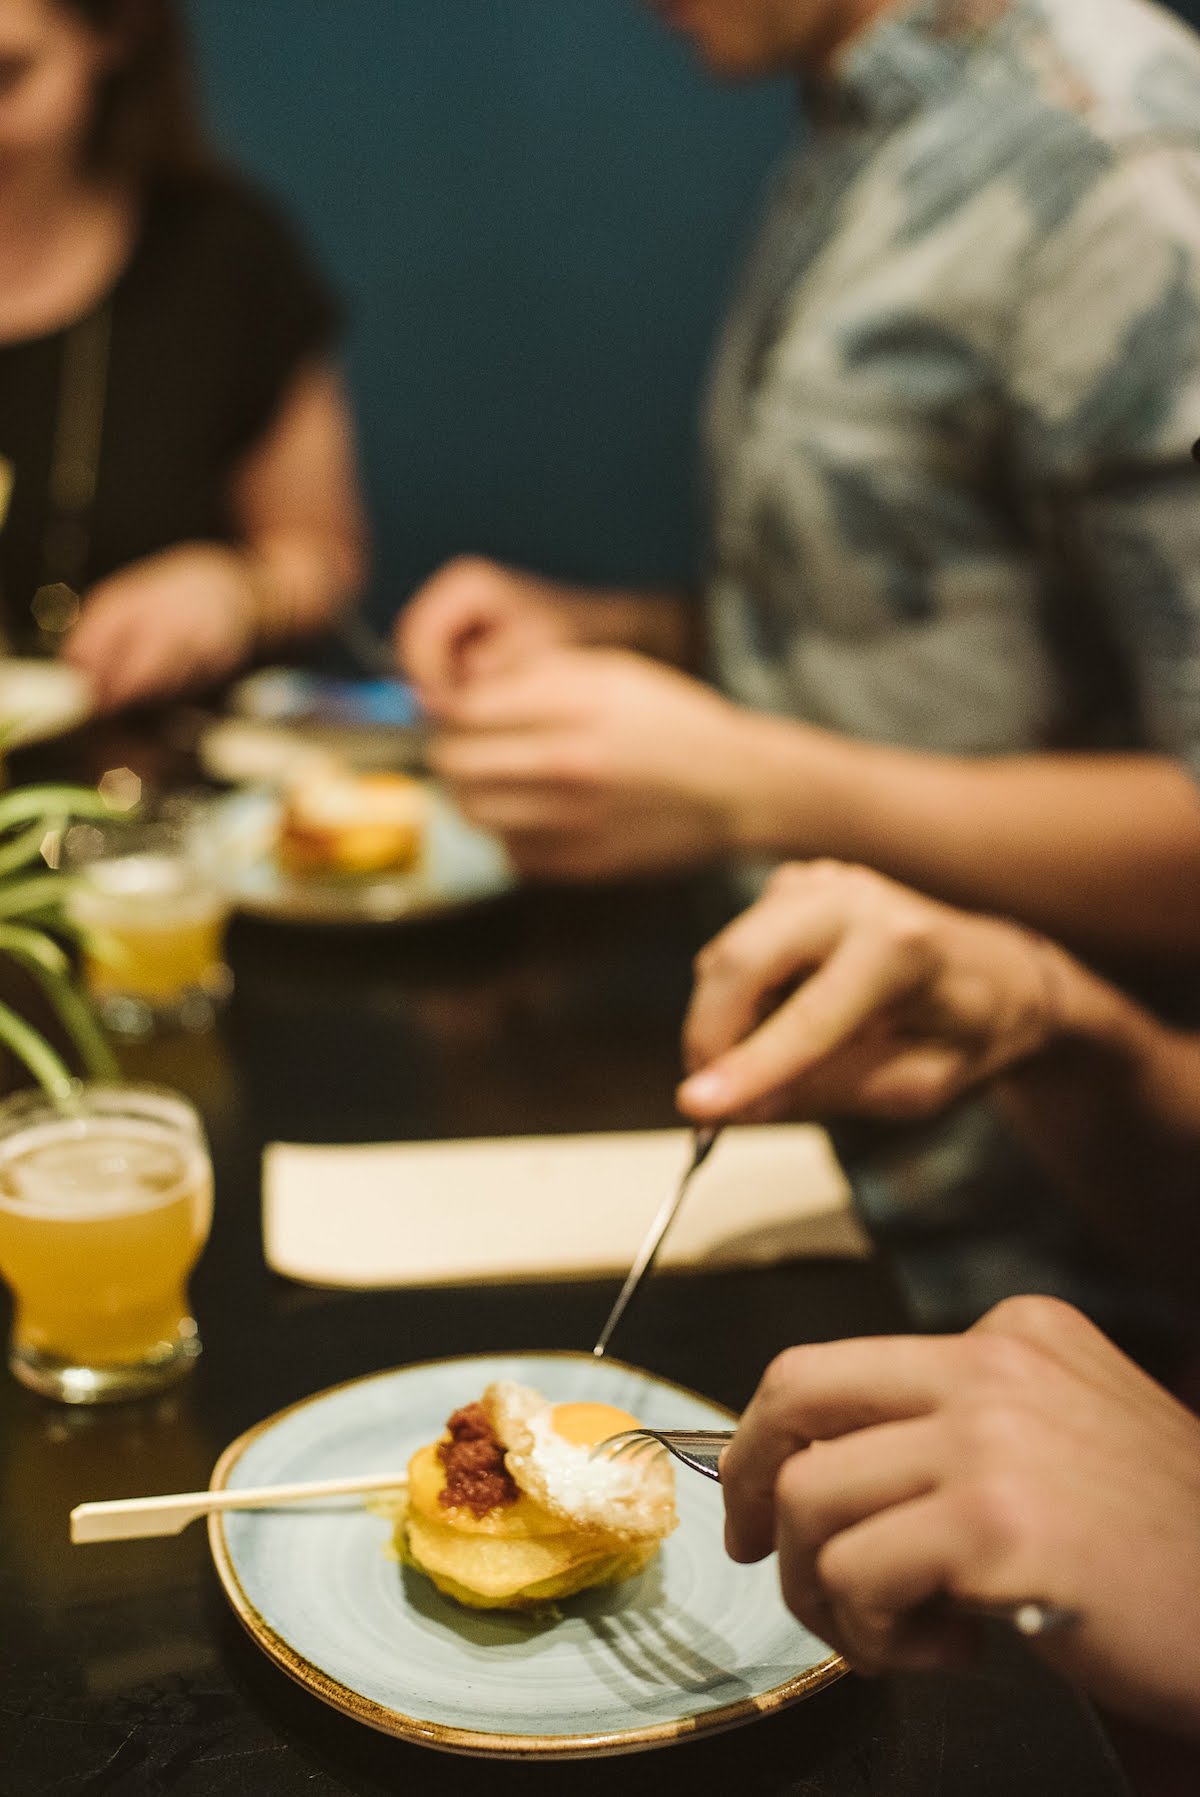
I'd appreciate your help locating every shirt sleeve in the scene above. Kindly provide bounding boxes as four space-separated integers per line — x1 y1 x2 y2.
1007 144 1200 773
212 177 343 456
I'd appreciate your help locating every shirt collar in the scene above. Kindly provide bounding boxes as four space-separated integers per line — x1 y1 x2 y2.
812 0 1016 130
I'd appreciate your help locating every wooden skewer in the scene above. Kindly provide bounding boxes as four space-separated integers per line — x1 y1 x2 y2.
70 1472 410 1544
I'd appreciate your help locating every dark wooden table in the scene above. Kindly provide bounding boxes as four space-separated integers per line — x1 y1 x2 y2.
0 770 1130 1795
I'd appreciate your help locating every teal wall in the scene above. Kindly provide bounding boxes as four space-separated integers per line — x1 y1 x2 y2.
183 2 791 629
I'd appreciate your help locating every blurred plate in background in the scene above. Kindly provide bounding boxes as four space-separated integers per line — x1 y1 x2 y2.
0 659 91 747
199 784 513 925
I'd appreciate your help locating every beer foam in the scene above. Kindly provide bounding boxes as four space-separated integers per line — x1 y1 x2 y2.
0 1118 202 1220
70 853 222 928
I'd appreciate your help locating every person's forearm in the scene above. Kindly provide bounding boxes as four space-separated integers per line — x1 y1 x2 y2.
730 715 1200 955
563 589 698 666
245 529 363 645
997 964 1200 1305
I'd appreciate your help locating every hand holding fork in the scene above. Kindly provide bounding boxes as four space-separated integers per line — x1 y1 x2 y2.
593 1426 1081 1643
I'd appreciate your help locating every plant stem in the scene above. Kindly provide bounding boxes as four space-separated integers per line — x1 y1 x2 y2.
0 926 117 1080
0 999 77 1104
0 787 117 832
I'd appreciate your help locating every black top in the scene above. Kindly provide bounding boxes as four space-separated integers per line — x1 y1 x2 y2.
0 171 339 646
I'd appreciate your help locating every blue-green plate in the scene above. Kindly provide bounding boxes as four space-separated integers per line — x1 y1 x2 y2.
199 785 512 925
208 1352 843 1758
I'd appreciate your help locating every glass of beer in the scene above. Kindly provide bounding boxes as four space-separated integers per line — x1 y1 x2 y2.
0 1085 213 1403
65 802 231 1037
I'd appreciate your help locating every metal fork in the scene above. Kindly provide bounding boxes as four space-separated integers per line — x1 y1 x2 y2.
594 1427 1081 1641
595 1426 730 1481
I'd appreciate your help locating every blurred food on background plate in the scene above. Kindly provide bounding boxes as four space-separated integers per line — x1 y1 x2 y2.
276 769 426 878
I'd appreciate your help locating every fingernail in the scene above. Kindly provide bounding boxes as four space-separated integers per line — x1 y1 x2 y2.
678 1070 727 1109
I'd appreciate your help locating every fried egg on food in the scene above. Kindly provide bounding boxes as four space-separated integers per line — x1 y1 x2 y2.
394 1382 677 1611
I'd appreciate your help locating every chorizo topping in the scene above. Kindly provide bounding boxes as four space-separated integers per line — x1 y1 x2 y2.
437 1402 519 1517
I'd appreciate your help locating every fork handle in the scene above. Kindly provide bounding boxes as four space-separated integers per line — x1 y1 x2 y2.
950 1598 1082 1637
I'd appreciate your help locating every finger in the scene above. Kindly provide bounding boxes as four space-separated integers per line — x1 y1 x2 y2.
825 1589 978 1676
437 653 594 733
851 1043 971 1118
680 1021 912 1125
756 1424 942 1648
97 636 175 710
65 615 144 709
774 1515 973 1677
722 1336 959 1562
459 627 543 685
447 786 591 837
439 686 560 734
970 1294 1171 1413
681 923 929 1120
430 731 577 787
498 831 611 882
682 890 841 1076
773 1418 942 1558
803 1492 964 1670
63 606 125 669
395 575 503 692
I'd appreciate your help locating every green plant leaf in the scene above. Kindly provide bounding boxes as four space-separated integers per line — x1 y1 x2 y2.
0 923 69 977
0 997 77 1103
0 923 118 1081
0 786 120 834
0 818 63 881
0 873 81 921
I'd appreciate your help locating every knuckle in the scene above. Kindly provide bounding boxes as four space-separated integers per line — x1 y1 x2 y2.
759 1345 810 1410
877 909 934 964
765 861 813 896
872 1068 956 1123
840 1607 896 1672
954 1472 1038 1562
982 1293 1087 1345
807 857 849 881
692 939 719 978
693 935 741 981
774 1447 815 1514
959 1329 1041 1393
814 1533 859 1603
956 1398 1031 1469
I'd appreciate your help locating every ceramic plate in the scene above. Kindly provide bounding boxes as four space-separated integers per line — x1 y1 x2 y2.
0 659 91 746
198 784 513 924
209 1353 843 1758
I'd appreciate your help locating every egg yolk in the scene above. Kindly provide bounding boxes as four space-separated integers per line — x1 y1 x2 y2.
549 1401 641 1447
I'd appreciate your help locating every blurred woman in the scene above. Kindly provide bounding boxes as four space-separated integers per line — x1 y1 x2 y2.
0 0 365 711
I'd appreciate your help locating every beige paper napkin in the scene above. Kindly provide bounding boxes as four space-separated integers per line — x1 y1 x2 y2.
263 1125 867 1289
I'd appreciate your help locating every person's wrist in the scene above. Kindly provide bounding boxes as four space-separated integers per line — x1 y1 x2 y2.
226 550 277 655
723 710 861 860
1006 930 1158 1075
702 701 770 857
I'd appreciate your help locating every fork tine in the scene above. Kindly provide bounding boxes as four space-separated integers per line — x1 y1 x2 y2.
626 1436 667 1463
592 1429 664 1464
591 1427 732 1482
